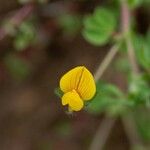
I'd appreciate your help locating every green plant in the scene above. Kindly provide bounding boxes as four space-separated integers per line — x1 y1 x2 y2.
55 0 150 149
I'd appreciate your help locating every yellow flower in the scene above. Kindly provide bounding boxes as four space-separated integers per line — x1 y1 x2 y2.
60 66 96 111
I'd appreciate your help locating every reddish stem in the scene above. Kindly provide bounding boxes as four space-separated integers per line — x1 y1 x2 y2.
121 0 139 74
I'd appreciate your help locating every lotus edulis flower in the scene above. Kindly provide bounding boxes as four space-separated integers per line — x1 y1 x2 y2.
59 66 96 112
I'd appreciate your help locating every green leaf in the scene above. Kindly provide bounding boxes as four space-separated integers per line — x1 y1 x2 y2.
14 21 36 51
133 33 150 70
134 108 150 142
82 29 109 45
86 82 128 115
58 14 81 36
82 7 117 46
87 96 114 114
94 8 116 33
114 57 130 73
128 74 150 107
127 0 143 9
54 87 63 98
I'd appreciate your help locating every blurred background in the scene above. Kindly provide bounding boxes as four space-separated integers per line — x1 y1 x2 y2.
0 0 149 150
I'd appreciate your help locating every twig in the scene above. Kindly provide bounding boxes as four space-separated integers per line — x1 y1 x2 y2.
0 4 34 41
120 0 145 149
94 44 120 81
121 0 139 74
89 116 116 150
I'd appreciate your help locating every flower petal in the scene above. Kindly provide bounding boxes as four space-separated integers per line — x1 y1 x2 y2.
61 90 84 111
60 66 84 93
60 66 96 101
77 67 96 100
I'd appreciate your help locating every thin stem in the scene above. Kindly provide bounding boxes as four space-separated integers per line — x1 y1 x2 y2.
122 115 144 148
89 116 116 150
121 0 139 74
94 44 120 81
126 37 139 74
90 1 141 149
88 44 120 150
121 0 146 149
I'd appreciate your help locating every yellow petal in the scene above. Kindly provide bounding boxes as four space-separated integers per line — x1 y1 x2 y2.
60 66 84 93
61 90 84 111
60 66 96 101
77 67 96 100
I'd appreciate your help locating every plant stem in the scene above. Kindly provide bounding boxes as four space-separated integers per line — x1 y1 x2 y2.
121 0 139 75
122 114 144 149
89 116 116 150
89 42 120 150
94 43 120 81
90 1 142 150
120 0 146 149
89 8 123 150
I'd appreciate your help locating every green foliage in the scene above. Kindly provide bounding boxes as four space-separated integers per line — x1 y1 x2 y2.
14 21 36 51
133 32 150 70
128 74 150 107
86 76 149 116
4 55 30 81
137 118 150 141
54 87 63 98
58 14 81 36
126 0 150 9
143 0 150 5
127 0 143 9
82 7 117 46
134 108 150 142
114 56 130 73
87 82 131 115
